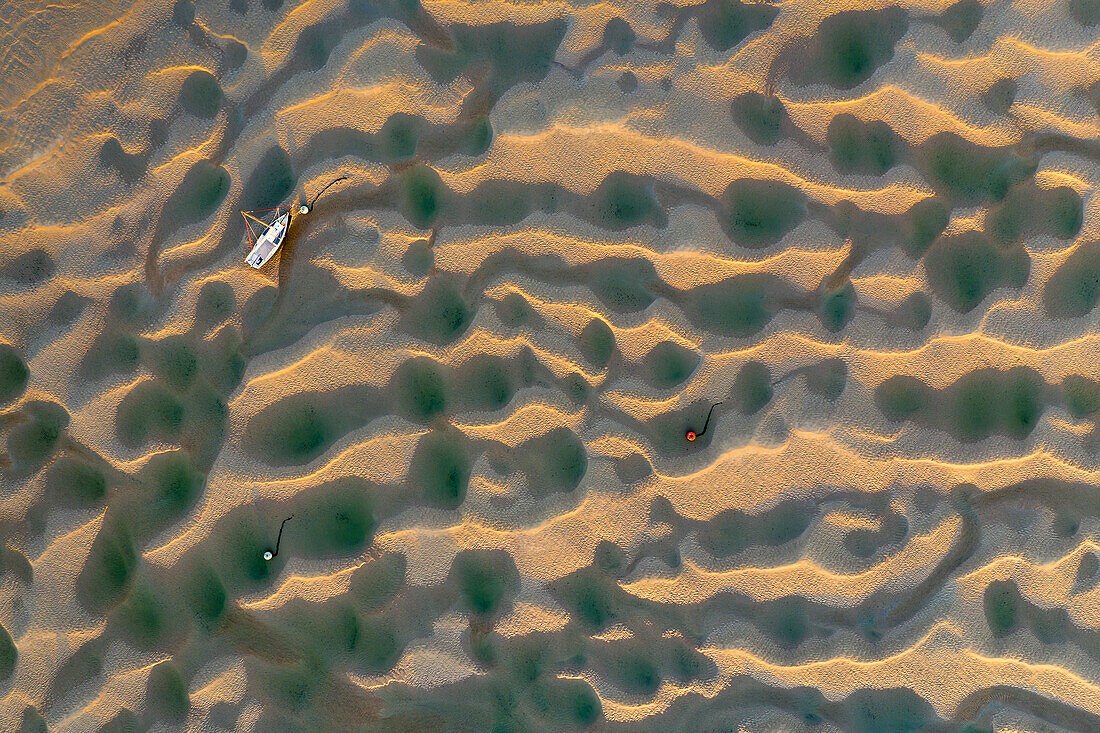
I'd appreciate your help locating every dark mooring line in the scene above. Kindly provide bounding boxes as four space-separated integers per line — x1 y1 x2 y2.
265 515 295 560
686 402 723 442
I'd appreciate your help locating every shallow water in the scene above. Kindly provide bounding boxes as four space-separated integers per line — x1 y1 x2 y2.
2 0 1100 730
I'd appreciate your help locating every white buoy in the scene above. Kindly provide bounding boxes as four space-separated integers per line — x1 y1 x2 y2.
299 204 309 214
263 550 273 561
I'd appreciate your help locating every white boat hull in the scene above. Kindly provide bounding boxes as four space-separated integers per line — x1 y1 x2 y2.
245 211 290 268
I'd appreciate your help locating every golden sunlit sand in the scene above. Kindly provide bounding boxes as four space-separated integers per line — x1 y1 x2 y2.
2 0 1100 730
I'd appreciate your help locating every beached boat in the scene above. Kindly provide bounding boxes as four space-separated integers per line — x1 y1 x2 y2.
242 208 291 269
240 176 348 270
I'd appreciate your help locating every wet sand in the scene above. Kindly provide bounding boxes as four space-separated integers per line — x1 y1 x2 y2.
2 0 1100 730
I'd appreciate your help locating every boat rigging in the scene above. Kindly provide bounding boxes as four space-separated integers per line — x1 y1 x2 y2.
241 176 348 269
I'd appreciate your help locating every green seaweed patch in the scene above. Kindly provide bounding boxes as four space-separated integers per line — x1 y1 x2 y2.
0 343 28 404
985 183 1082 245
293 477 376 556
195 281 235 328
841 687 936 733
552 566 623 629
19 706 47 733
697 500 813 557
721 179 807 247
901 197 949 257
953 369 1043 441
185 562 227 627
789 8 909 90
611 646 660 695
875 375 930 420
81 331 140 379
578 317 615 368
683 273 780 337
923 230 1029 313
819 282 856 332
179 70 222 118
148 335 199 390
463 116 493 156
352 615 403 673
643 341 700 388
732 361 772 414
984 579 1019 636
117 381 184 447
517 427 588 496
981 77 1017 115
603 16 635 54
586 258 658 312
409 426 471 509
495 291 533 328
162 160 230 234
7 400 68 469
0 623 15 679
379 112 422 162
391 356 450 422
1045 186 1085 240
79 515 139 612
136 450 204 527
450 549 520 618
529 676 603 729
0 547 32 583
45 456 107 505
114 576 174 648
401 164 449 229
1044 241 1100 318
591 172 661 230
243 385 381 466
402 238 434 276
876 368 1046 441
890 292 932 331
110 282 156 325
454 355 515 411
295 19 341 70
146 660 189 722
806 358 848 401
240 147 296 212
730 92 788 146
827 113 904 175
696 0 779 52
1063 375 1100 417
758 596 811 648
403 278 471 344
197 326 247 395
264 660 323 712
916 132 1035 204
426 19 567 96
937 0 983 42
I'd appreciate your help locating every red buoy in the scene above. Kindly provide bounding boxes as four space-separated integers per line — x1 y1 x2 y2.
685 430 697 441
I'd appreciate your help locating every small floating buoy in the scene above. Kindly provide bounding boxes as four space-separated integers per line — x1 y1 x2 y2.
299 175 347 218
263 550 273 561
685 402 723 444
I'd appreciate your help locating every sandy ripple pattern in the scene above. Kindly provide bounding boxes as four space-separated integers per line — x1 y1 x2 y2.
2 0 1100 730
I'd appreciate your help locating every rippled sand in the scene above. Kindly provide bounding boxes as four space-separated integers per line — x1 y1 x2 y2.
2 0 1100 730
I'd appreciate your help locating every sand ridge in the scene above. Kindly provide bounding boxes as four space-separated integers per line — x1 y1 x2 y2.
2 0 1100 730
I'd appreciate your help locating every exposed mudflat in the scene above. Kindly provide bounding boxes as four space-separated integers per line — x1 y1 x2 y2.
2 0 1100 730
